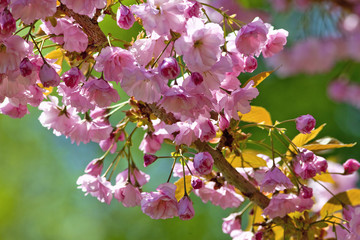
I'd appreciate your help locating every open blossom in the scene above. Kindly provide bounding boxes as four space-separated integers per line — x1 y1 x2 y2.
260 167 294 193
0 8 16 40
293 148 328 179
77 174 113 204
175 17 224 72
82 77 120 108
41 17 88 53
262 27 288 58
9 0 57 24
114 179 142 207
0 98 29 118
262 193 313 218
0 35 32 74
95 46 136 83
38 96 80 137
222 213 241 234
141 183 178 219
131 0 186 36
60 0 107 18
235 17 268 56
116 168 150 187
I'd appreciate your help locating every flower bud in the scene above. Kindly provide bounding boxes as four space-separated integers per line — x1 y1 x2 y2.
296 148 315 162
39 63 60 87
299 186 313 199
159 57 180 79
62 67 84 88
19 57 35 77
244 55 257 73
314 156 328 173
296 114 316 134
178 195 195 220
143 154 158 167
190 72 203 85
191 178 203 189
0 9 16 39
219 114 229 131
194 152 214 175
116 5 135 30
84 158 103 176
343 159 360 175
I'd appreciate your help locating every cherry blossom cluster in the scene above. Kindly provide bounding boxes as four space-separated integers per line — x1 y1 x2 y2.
0 0 360 239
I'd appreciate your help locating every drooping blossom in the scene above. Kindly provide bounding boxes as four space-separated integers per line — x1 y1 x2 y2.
116 168 150 187
141 183 178 219
113 176 142 208
222 212 241 234
0 8 16 40
260 167 294 193
178 195 195 220
39 63 60 88
0 98 28 118
116 5 135 29
77 174 113 204
159 57 180 79
143 154 158 167
82 77 120 108
84 158 103 176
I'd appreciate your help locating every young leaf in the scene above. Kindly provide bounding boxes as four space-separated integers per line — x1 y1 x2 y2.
228 150 267 168
174 176 192 201
239 106 272 125
244 70 274 88
320 189 360 218
289 124 326 153
313 173 335 184
303 137 356 151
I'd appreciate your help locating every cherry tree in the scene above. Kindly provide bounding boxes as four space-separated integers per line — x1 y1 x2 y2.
0 0 359 239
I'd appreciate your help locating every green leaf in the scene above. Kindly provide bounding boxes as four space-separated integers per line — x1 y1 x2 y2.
228 150 267 168
174 176 192 201
304 137 356 151
320 189 360 218
239 106 272 125
244 70 274 88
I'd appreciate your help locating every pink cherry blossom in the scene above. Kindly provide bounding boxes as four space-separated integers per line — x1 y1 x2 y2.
84 158 103 176
82 77 120 108
159 57 180 79
39 63 60 88
262 28 288 58
115 168 150 187
77 174 113 204
235 17 268 56
0 8 16 40
0 98 28 118
178 195 195 220
296 114 316 134
143 154 158 167
141 183 179 219
0 35 32 74
139 133 164 154
60 0 107 18
260 167 294 193
9 0 57 24
19 58 35 77
222 212 241 234
94 46 136 83
41 17 88 53
131 0 186 36
116 5 135 30
343 159 360 175
114 182 142 207
193 152 214 175
175 17 224 72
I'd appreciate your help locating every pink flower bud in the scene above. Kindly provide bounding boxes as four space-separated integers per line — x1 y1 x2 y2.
0 9 16 39
300 186 313 199
343 159 360 175
190 72 203 85
159 57 180 79
219 114 230 131
296 114 316 134
244 55 257 73
191 178 203 189
314 156 328 173
178 195 195 220
19 57 35 77
39 63 60 87
62 67 84 88
116 5 135 30
185 1 202 18
143 154 158 167
84 158 103 176
194 152 214 175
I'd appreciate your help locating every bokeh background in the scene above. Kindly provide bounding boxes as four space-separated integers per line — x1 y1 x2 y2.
1 0 360 239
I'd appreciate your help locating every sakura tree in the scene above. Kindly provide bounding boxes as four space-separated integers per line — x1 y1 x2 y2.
0 0 359 239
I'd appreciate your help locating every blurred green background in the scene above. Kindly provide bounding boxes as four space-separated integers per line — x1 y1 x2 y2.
1 1 360 240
